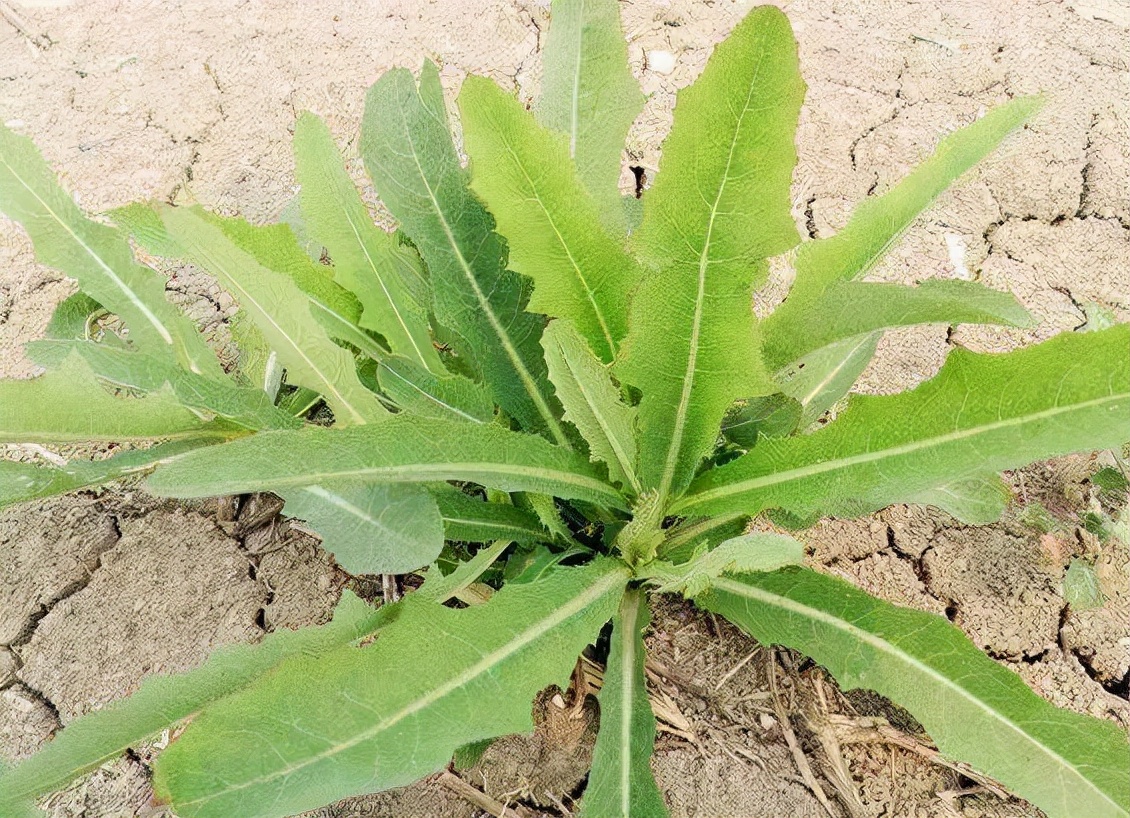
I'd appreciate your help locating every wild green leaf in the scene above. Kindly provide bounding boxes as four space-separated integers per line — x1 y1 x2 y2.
28 340 298 431
542 320 639 493
43 292 116 343
909 473 1011 525
0 592 392 812
658 512 750 565
0 355 213 443
645 533 805 597
278 481 444 574
775 332 881 428
675 326 1130 519
461 77 639 362
159 207 388 425
0 438 216 510
153 560 629 818
698 568 1130 818
0 123 221 378
1063 558 1106 610
375 355 494 424
764 96 1041 363
581 589 666 818
430 484 547 544
720 395 804 449
418 538 512 604
616 7 805 501
536 0 643 232
146 416 627 509
293 112 442 373
361 62 568 444
765 279 1033 369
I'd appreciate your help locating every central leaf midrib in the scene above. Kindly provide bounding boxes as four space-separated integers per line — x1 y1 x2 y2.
674 390 1128 514
710 575 1120 811
177 568 627 809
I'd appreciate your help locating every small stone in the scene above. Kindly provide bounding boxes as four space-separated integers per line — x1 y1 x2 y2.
647 50 676 75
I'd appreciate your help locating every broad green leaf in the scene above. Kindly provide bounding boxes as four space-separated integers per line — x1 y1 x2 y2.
776 332 881 428
581 588 666 818
0 592 391 812
430 484 547 543
375 355 494 424
698 568 1130 818
159 207 388 426
542 320 639 493
0 124 221 378
461 78 639 362
675 326 1130 519
0 355 213 443
293 112 442 373
764 96 1042 362
909 473 1011 525
658 512 749 565
765 279 1033 369
418 538 512 604
720 394 803 449
28 340 298 431
0 438 217 510
616 7 804 501
278 481 443 574
644 533 804 597
146 415 627 509
43 292 118 343
536 0 643 232
1063 558 1106 610
361 63 568 444
153 559 629 818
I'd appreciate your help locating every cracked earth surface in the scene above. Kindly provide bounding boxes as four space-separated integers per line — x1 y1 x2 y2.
1 0 1129 816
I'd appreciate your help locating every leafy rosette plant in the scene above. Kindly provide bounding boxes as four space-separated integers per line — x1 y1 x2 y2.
1 3 1128 817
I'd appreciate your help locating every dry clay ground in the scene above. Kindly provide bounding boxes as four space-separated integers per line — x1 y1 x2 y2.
1 0 1129 815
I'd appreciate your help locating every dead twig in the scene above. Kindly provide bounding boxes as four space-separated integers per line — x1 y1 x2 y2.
769 651 839 818
0 1 51 49
438 770 530 818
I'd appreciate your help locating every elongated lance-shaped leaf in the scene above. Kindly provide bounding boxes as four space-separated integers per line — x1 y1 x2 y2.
429 483 547 543
28 340 299 431
763 96 1041 366
0 124 221 378
698 568 1130 818
910 473 1011 525
674 326 1130 519
0 593 392 812
361 63 568 444
536 0 643 232
765 279 1033 369
278 481 443 574
375 355 494 424
114 203 392 365
0 438 219 511
461 78 640 362
581 588 666 818
542 320 640 493
776 331 881 429
0 354 215 443
159 207 388 425
147 415 627 509
644 533 804 597
153 560 629 818
294 112 443 374
616 7 805 501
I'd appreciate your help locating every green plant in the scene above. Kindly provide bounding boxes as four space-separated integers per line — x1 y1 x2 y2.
0 2 1127 816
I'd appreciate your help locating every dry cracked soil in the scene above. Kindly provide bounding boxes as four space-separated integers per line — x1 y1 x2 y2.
1 0 1129 816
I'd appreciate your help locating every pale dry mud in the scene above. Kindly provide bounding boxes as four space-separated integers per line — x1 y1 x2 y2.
0 0 1129 816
